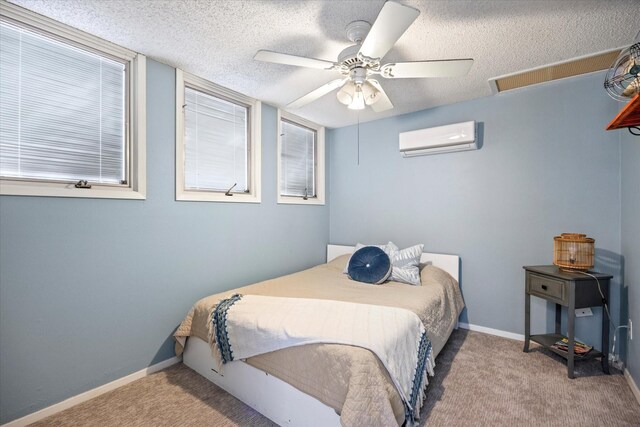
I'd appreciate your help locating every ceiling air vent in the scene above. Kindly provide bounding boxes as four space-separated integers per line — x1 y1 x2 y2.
489 48 622 94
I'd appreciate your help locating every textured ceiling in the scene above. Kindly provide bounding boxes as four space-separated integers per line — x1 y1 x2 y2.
7 0 640 128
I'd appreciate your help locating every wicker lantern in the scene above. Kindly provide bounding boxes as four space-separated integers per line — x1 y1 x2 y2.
553 233 595 271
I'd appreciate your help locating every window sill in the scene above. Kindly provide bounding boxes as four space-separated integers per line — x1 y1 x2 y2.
0 180 146 200
277 196 325 206
176 190 261 203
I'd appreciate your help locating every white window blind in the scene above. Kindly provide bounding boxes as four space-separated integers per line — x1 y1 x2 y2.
184 86 249 192
280 119 316 198
0 21 127 185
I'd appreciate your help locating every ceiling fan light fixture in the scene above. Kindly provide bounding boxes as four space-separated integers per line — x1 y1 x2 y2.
337 81 356 105
361 81 380 105
348 85 366 110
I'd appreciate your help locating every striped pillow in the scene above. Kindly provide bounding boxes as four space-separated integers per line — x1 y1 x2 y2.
387 242 424 286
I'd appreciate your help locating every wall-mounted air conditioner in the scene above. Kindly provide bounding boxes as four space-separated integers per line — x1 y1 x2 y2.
399 121 477 157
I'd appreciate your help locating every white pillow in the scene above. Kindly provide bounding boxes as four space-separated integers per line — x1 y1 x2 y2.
342 242 392 274
387 242 424 286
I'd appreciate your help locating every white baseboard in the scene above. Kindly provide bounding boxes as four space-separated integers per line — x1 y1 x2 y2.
458 322 525 341
1 356 181 427
624 369 640 405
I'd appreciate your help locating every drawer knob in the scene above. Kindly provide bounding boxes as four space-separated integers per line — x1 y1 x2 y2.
542 285 548 291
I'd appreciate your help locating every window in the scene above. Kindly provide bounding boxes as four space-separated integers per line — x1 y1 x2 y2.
0 2 146 199
277 111 325 205
176 70 261 203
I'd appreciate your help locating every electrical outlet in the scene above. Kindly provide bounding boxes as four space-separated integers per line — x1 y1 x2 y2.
575 308 593 317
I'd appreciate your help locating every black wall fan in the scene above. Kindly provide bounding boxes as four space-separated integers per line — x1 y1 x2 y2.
604 32 640 101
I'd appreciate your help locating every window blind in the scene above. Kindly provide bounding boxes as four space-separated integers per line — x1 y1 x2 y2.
280 120 315 198
184 86 248 192
0 21 126 184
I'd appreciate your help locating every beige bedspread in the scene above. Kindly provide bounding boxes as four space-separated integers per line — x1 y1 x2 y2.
174 254 464 426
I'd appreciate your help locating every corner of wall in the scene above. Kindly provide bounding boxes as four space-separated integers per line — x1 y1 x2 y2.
620 122 640 387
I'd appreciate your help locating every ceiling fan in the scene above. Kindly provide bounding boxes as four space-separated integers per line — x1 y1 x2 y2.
254 1 473 112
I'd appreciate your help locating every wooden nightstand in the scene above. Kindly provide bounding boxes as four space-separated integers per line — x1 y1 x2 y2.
523 265 612 379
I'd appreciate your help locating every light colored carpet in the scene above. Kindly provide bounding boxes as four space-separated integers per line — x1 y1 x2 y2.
32 330 640 426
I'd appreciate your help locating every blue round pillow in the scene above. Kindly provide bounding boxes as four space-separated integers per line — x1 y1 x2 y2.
347 246 392 284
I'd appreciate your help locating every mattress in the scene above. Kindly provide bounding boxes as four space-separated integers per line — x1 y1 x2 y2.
174 254 465 426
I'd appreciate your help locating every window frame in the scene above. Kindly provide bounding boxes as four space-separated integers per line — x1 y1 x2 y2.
175 69 261 203
277 110 325 205
0 2 146 200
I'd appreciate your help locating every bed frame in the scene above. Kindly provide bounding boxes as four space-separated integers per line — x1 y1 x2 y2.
326 244 460 283
183 244 460 426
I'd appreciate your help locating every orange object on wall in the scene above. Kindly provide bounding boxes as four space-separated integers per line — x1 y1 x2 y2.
607 93 640 130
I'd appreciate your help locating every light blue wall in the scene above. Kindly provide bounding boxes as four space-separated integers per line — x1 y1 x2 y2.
329 72 623 350
0 59 330 423
621 127 640 385
1 59 634 424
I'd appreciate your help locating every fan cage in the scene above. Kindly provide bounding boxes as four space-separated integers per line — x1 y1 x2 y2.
604 43 640 101
553 233 595 271
632 43 640 61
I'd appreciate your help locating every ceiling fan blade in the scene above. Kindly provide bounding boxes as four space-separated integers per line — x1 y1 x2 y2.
381 59 474 78
287 78 346 109
367 79 394 112
254 50 335 70
358 1 419 61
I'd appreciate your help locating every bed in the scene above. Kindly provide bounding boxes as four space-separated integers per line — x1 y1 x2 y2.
174 244 464 426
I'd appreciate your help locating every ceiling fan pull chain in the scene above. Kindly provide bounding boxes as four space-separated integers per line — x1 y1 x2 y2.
357 111 360 166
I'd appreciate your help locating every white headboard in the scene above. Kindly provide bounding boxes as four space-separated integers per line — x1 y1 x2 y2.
327 244 460 283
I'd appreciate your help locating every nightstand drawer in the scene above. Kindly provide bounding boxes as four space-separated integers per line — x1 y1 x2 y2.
528 274 566 303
